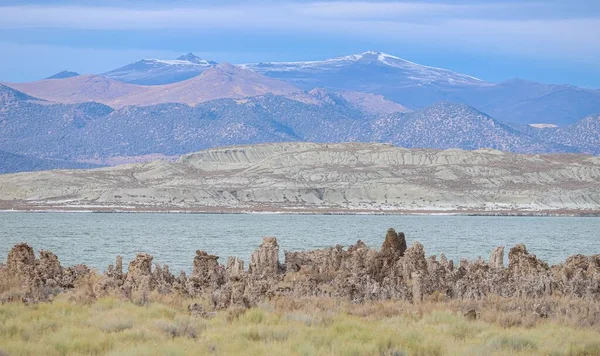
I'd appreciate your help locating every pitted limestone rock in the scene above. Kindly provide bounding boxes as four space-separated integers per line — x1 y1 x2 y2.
37 250 63 287
284 245 345 276
380 228 407 257
508 244 549 275
4 244 91 302
402 242 428 282
187 251 225 296
62 264 90 288
423 256 452 297
249 237 280 277
226 257 245 280
489 246 505 270
508 244 553 297
7 243 36 279
558 254 600 297
412 272 423 302
124 253 155 295
440 253 454 271
153 264 176 294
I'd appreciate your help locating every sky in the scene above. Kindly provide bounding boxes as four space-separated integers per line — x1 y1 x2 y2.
1 0 599 88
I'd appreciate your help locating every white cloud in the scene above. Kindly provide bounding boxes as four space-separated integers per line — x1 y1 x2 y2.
0 2 598 61
0 2 576 30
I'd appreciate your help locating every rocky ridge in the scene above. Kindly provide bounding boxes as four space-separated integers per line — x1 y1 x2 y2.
1 142 599 213
2 229 599 310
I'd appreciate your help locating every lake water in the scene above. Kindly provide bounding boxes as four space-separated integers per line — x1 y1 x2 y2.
1 213 599 272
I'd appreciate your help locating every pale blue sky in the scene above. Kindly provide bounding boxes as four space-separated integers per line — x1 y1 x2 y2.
1 0 599 87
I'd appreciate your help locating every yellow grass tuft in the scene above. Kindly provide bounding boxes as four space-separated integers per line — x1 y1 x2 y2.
2 294 600 355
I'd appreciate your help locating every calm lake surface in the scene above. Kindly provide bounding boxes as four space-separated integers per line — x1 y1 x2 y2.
1 213 599 272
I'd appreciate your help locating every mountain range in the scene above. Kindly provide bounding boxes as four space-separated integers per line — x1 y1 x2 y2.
244 52 600 126
7 63 299 108
46 71 80 80
0 82 595 164
8 50 600 126
0 51 599 173
102 53 217 85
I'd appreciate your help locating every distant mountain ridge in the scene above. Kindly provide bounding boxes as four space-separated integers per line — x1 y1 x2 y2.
112 63 300 107
242 51 484 87
0 83 42 105
0 150 100 174
455 79 600 126
1 52 599 175
5 63 300 108
243 51 600 126
527 115 600 154
371 102 573 153
102 52 217 85
46 71 80 80
4 75 142 106
7 50 600 125
0 84 593 170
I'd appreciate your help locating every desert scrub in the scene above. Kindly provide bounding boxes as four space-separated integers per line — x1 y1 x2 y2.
2 295 600 355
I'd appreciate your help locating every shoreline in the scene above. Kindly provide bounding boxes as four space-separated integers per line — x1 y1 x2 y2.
1 204 600 217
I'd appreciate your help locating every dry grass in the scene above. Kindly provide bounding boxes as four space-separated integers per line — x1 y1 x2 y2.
2 294 600 356
0 269 26 303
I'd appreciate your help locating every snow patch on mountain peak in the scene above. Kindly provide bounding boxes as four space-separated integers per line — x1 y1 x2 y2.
137 53 216 67
529 123 559 129
242 51 483 85
142 59 215 67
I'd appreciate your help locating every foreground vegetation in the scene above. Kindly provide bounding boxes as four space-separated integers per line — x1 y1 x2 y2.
2 293 600 356
2 237 600 355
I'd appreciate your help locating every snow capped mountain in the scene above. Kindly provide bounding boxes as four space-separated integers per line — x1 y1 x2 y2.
243 50 485 87
10 50 600 126
241 50 493 111
102 53 217 85
243 51 600 125
176 53 216 65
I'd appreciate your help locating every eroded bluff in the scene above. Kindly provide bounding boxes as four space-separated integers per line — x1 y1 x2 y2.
2 228 600 307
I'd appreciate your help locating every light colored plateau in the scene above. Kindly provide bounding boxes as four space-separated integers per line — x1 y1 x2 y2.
0 142 599 214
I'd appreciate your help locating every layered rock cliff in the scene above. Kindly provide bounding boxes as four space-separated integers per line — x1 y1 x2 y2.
0 143 599 213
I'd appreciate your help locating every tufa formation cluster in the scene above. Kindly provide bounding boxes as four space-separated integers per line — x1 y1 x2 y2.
1 229 600 308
